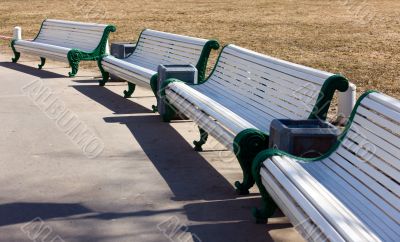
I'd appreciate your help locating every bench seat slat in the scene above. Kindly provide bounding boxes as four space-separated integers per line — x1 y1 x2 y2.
167 82 256 134
256 93 400 241
193 82 276 130
166 89 235 147
268 156 383 241
12 19 114 77
260 168 338 241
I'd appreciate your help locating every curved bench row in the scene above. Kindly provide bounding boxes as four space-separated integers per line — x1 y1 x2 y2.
10 19 399 241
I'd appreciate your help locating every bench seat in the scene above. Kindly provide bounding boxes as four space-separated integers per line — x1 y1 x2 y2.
13 40 70 61
252 92 400 241
99 29 219 99
161 44 349 195
11 19 116 77
101 56 157 85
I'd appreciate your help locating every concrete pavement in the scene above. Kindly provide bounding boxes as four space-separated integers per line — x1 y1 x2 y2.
0 54 302 242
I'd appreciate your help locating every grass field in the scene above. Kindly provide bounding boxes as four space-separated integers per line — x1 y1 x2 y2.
0 0 399 98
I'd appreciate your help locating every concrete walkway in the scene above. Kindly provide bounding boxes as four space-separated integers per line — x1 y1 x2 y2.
0 55 302 242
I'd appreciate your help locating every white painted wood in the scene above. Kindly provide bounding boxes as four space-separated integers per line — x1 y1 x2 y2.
102 29 211 87
13 19 109 64
258 92 400 242
13 27 21 40
337 82 356 125
164 44 335 152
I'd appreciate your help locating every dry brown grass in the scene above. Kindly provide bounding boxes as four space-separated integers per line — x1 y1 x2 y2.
0 0 399 98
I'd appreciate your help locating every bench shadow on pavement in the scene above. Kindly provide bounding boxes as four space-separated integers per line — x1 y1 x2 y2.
72 85 291 241
0 62 65 79
72 85 153 115
0 202 91 227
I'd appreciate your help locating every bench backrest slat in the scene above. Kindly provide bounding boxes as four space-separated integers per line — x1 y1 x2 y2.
196 45 334 132
325 92 400 223
125 29 209 71
34 19 108 52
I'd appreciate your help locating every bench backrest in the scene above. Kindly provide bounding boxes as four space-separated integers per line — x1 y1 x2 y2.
125 29 219 81
195 44 348 132
332 92 400 227
33 19 114 52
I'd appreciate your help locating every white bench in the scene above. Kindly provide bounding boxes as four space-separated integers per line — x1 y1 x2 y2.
161 44 349 195
252 91 400 241
99 29 219 98
11 19 116 77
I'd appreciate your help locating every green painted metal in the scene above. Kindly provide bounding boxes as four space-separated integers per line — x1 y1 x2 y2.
38 57 46 69
97 59 109 86
98 29 146 87
193 44 230 85
231 73 349 195
149 73 159 99
66 24 116 77
308 74 350 120
10 19 116 77
10 40 20 63
251 90 378 222
233 128 269 195
193 127 209 151
148 38 219 112
123 82 136 98
195 40 220 83
159 78 184 122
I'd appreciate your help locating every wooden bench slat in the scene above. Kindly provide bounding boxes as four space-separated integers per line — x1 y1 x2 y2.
138 36 203 54
361 98 400 134
12 19 115 77
213 67 312 117
219 53 325 90
322 157 400 224
346 129 400 173
337 138 400 198
168 82 255 134
217 56 323 99
329 150 400 212
260 168 337 241
255 93 400 241
223 46 330 85
166 89 235 147
132 45 196 66
141 29 210 47
352 115 400 154
308 161 400 238
271 156 383 241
